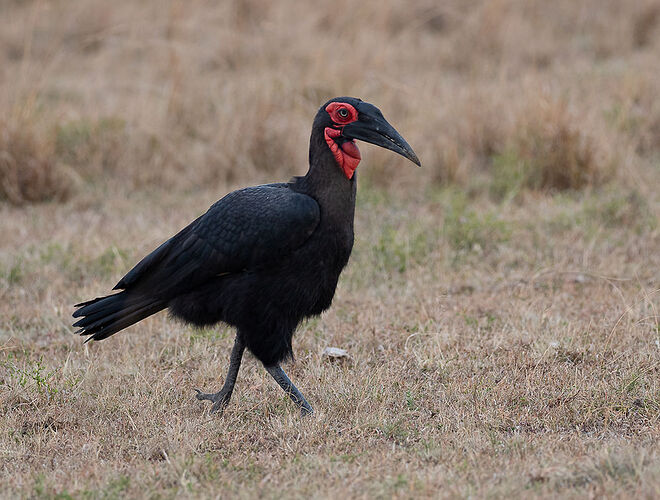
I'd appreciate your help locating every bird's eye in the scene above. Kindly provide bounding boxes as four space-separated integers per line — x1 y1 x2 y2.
338 108 349 118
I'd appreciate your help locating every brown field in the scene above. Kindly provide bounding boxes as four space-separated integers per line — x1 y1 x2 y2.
1 1 660 498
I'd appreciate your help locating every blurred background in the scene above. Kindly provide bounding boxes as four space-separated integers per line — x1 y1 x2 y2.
1 1 660 497
2 0 659 200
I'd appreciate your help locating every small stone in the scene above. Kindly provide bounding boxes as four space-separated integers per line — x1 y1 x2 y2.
322 347 351 362
572 274 587 283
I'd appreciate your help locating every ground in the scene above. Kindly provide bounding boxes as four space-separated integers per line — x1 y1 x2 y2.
1 1 660 498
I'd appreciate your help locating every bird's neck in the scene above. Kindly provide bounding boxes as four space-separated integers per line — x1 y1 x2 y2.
291 126 357 225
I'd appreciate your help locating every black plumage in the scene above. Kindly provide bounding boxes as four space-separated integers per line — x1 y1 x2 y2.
73 97 420 415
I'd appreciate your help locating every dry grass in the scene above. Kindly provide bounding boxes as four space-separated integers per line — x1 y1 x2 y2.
1 0 660 498
3 0 659 198
0 116 73 204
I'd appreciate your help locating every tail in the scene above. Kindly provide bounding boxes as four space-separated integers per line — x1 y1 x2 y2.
72 292 166 342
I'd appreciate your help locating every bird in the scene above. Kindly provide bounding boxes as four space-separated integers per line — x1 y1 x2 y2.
72 97 420 416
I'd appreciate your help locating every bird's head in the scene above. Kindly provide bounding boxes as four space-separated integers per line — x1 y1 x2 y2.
316 97 421 179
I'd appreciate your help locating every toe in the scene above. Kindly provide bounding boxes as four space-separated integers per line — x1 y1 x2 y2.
210 400 227 414
300 405 314 417
195 389 215 402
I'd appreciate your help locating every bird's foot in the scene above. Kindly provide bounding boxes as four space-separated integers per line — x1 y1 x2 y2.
300 403 314 418
195 388 232 414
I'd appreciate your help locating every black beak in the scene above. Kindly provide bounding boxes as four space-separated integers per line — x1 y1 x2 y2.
342 108 421 167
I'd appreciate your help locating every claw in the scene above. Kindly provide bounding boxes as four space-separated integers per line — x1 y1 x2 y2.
301 405 314 417
195 389 216 402
195 388 232 413
210 399 228 414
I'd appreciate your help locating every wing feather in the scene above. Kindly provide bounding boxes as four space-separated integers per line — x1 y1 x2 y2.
112 185 319 297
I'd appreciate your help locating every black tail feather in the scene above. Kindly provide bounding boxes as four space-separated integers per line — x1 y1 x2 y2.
73 295 128 327
72 291 165 342
73 293 126 317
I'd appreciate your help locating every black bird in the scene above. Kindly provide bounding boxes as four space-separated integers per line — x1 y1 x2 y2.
72 97 420 415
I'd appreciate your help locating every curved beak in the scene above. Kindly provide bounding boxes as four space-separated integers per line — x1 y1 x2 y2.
342 108 421 167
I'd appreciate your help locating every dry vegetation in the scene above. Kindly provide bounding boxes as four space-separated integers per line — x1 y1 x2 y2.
1 0 660 498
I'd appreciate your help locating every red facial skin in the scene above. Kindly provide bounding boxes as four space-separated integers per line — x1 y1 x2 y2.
323 102 361 179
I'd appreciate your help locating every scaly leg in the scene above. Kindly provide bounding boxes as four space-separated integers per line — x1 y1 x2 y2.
196 333 245 413
265 364 314 416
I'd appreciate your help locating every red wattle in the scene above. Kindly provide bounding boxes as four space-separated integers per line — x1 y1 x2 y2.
340 140 361 161
324 127 361 180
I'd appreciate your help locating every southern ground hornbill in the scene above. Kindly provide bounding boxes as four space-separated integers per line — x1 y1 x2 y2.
73 97 420 415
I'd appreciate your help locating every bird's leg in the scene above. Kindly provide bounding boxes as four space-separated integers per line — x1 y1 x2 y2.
195 333 245 413
265 365 314 416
